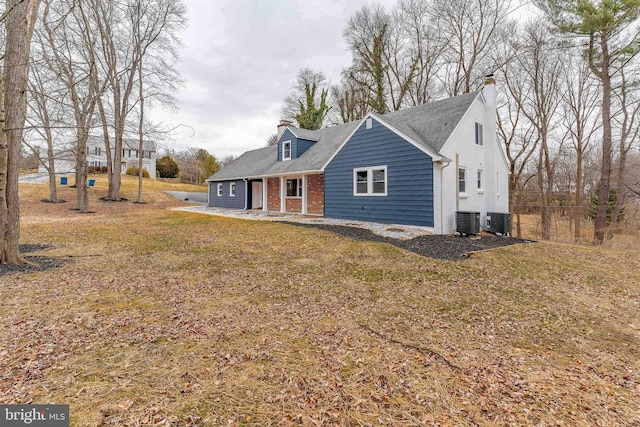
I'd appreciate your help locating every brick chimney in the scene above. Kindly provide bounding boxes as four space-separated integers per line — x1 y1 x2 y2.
483 73 496 107
277 119 293 139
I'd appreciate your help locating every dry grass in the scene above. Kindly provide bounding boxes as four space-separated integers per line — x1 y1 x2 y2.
1 177 639 426
516 204 640 252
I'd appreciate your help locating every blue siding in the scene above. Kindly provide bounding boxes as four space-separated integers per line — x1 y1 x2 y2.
208 180 246 209
277 129 315 160
324 119 434 227
277 129 297 161
296 138 315 157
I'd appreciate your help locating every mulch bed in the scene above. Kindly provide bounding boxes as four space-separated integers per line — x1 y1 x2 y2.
0 244 68 277
284 222 530 261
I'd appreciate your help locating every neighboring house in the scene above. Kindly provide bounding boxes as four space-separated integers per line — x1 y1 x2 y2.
38 135 158 178
206 76 509 234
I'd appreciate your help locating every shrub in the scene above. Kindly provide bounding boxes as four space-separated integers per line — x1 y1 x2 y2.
126 167 150 178
156 155 179 178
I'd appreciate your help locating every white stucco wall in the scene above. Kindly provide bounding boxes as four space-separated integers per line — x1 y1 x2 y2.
436 84 510 234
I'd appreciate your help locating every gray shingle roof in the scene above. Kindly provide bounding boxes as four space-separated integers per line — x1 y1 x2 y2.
288 127 320 141
206 145 277 181
207 91 480 182
381 91 479 154
207 121 359 181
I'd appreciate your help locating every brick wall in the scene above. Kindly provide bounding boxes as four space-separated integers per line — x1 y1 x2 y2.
286 198 302 213
267 178 280 211
267 175 325 215
306 173 324 215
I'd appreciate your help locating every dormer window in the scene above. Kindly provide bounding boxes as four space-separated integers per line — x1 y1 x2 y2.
282 140 291 161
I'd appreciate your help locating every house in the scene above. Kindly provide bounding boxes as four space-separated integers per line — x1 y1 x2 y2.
206 76 509 234
38 135 158 178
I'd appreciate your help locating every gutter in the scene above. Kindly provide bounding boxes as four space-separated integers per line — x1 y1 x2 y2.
243 178 249 210
437 159 451 235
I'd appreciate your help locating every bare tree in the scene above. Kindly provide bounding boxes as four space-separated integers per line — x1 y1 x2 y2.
218 154 237 169
536 0 640 244
39 0 104 213
609 65 640 232
129 0 185 203
343 4 392 114
24 39 69 203
431 0 513 96
501 22 565 240
329 75 369 124
398 0 446 106
496 70 538 239
560 56 600 241
266 134 277 147
90 0 184 201
1 0 41 264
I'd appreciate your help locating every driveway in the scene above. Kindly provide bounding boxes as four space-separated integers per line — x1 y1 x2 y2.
19 172 51 184
165 191 208 205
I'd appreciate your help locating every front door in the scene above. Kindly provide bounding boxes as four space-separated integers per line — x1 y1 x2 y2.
252 181 263 209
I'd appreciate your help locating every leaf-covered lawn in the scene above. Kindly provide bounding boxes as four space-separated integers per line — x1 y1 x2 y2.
2 179 639 426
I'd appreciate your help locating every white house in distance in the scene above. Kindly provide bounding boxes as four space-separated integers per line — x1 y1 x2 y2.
39 135 158 178
207 75 510 234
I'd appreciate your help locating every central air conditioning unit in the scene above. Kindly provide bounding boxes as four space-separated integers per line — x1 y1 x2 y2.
456 211 480 236
487 212 512 236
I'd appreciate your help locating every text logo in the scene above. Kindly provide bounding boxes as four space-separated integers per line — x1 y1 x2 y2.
1 405 69 427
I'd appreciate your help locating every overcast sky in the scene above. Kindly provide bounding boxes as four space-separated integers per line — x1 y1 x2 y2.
149 0 397 159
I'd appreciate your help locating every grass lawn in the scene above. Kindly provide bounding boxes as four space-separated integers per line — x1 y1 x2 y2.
2 176 639 426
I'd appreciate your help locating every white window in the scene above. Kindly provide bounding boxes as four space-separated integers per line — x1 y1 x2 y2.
230 182 236 197
475 122 483 146
286 178 302 197
282 140 291 160
458 167 467 194
353 166 387 196
477 169 484 192
217 183 223 197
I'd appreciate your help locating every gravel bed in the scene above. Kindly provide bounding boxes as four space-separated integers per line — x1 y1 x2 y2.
284 221 530 261
0 244 67 277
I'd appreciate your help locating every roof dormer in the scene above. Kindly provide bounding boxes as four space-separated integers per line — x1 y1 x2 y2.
277 127 318 161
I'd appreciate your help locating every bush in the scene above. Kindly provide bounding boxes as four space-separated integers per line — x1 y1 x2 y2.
126 167 150 178
156 155 179 178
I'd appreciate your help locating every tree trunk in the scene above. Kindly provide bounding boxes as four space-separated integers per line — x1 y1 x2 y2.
574 146 583 241
537 141 552 240
75 130 89 212
137 50 145 203
46 145 58 203
593 37 613 244
42 98 58 203
1 0 41 264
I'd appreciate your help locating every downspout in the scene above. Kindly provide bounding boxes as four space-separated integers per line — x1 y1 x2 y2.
243 178 249 210
440 159 451 235
455 153 460 211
